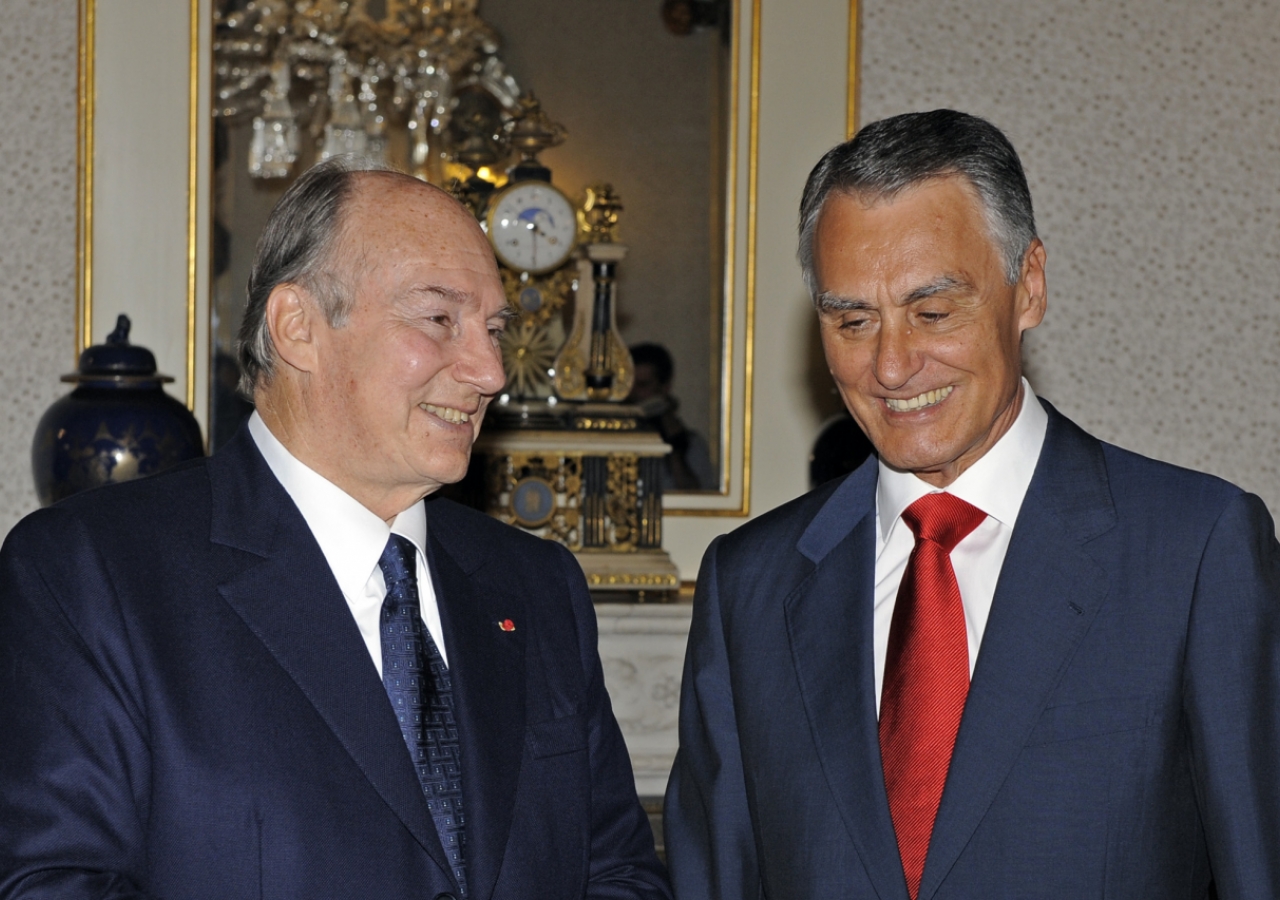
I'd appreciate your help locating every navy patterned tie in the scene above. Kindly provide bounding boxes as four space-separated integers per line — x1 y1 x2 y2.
379 534 468 897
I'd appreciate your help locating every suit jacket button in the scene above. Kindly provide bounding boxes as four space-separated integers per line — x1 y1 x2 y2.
433 894 458 900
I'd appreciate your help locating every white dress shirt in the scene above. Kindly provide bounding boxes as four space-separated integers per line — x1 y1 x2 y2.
249 412 448 674
873 378 1047 712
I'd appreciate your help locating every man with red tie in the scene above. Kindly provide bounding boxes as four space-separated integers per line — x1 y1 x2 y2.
664 110 1280 899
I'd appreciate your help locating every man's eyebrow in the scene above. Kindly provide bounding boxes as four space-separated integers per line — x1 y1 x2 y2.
901 275 970 304
815 275 973 313
815 292 873 313
407 283 513 323
409 283 470 304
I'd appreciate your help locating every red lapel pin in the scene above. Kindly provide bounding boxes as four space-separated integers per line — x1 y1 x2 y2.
498 619 516 632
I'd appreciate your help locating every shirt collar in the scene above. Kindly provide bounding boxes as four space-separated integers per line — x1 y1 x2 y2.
248 412 428 596
876 378 1048 541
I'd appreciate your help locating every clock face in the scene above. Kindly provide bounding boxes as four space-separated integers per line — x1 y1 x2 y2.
486 181 578 274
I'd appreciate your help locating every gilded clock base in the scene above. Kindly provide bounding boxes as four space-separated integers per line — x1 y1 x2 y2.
574 550 681 604
473 410 679 602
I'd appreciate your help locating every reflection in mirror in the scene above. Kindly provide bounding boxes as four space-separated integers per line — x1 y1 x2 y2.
209 0 732 492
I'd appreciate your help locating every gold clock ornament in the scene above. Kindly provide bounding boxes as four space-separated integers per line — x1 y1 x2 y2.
486 180 578 274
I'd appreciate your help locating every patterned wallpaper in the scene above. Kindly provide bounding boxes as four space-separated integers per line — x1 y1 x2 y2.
860 0 1280 513
0 0 78 536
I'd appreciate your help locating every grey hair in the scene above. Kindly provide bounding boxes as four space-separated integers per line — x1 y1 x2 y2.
797 109 1037 297
236 155 399 396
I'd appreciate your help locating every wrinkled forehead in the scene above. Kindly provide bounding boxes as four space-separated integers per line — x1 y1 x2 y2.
812 178 1011 302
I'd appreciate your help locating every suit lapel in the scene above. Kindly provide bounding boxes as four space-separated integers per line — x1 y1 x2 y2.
918 406 1117 899
428 505 527 900
206 430 452 876
785 463 913 900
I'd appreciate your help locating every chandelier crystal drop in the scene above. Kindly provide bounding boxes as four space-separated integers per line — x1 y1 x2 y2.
248 60 300 178
214 0 525 183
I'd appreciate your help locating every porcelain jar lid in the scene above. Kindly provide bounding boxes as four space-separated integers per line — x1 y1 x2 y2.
62 314 175 385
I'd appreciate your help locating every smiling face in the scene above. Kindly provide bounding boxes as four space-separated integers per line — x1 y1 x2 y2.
268 174 509 518
812 176 1046 487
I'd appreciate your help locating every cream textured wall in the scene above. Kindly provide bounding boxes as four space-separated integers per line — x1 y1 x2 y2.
0 0 79 535
859 0 1280 513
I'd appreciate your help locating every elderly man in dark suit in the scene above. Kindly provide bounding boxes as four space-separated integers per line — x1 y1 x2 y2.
0 159 671 900
665 110 1280 899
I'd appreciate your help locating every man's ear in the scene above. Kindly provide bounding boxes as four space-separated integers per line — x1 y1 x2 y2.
1016 238 1047 334
265 283 321 374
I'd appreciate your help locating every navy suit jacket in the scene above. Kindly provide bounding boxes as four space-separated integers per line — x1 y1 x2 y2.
665 403 1280 899
0 427 670 900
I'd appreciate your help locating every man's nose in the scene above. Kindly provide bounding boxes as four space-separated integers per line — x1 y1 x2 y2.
872 321 920 390
455 327 507 395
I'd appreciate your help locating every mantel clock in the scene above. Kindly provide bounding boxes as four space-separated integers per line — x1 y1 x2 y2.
463 96 678 601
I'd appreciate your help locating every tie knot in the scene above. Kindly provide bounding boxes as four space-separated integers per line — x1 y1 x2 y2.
378 534 418 593
901 492 987 553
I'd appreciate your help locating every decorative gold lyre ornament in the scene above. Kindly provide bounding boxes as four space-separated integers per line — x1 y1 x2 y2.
553 184 633 402
552 241 633 403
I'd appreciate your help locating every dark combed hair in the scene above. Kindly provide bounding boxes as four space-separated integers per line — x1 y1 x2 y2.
236 155 397 396
797 109 1037 296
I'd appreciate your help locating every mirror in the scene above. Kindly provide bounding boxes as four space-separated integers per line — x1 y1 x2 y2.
208 0 736 495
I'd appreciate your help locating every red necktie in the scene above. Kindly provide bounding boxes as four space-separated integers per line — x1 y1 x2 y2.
879 492 986 900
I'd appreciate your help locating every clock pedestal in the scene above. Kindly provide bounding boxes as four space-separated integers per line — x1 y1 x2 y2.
472 405 680 602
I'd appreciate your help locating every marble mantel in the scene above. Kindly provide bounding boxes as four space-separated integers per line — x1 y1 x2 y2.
595 601 693 798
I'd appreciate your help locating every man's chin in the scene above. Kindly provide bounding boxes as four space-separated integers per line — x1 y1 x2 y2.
873 442 956 479
446 454 477 486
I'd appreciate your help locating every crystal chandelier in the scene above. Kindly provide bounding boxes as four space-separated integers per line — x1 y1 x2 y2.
213 0 525 182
